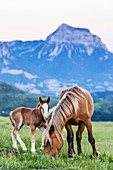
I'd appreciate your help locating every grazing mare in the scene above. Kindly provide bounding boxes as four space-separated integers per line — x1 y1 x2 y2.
40 85 99 159
10 96 50 153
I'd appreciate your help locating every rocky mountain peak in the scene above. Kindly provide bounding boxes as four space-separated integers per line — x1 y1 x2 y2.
46 23 107 50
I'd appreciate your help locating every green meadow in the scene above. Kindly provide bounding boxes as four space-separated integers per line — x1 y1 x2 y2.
0 116 113 170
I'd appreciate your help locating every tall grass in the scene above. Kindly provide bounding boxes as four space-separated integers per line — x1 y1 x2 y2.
0 117 113 170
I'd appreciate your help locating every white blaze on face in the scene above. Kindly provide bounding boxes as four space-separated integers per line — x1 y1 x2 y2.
42 103 49 120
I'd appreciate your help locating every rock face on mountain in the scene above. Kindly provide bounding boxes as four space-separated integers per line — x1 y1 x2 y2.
0 23 113 96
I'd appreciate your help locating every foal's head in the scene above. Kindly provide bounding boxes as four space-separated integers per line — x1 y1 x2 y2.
40 125 63 159
37 96 50 120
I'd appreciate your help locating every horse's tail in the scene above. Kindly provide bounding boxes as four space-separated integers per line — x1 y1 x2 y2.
9 111 15 126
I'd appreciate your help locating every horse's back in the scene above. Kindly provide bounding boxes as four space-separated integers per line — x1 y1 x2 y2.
10 107 32 125
60 85 94 117
72 85 94 118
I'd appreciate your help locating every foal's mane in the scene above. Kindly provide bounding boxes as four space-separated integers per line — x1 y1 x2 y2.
49 85 86 135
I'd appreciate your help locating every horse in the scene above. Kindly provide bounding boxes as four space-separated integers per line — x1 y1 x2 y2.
40 85 99 160
9 96 50 153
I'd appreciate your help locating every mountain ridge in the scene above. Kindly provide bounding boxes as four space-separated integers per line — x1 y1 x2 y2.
46 23 107 50
0 23 113 97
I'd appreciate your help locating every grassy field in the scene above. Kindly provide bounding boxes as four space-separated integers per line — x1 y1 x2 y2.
0 117 113 170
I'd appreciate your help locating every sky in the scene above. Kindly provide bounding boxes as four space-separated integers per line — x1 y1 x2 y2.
0 0 113 51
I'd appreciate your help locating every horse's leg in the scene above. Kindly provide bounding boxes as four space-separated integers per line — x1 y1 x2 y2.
16 129 27 152
30 125 36 153
85 118 99 158
76 123 85 155
13 122 27 152
12 118 27 152
12 126 27 151
65 122 75 160
11 114 27 152
11 127 18 150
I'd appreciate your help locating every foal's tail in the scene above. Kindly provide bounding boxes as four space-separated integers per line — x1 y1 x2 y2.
9 111 15 126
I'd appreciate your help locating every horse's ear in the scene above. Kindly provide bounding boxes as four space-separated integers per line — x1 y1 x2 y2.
39 97 43 103
49 125 54 135
47 96 50 103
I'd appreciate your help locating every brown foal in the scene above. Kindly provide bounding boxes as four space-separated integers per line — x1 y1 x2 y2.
10 96 50 153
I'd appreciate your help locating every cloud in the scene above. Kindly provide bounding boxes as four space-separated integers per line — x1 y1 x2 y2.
95 85 104 89
23 71 37 79
38 82 44 87
1 67 38 80
107 87 113 91
15 83 41 94
30 88 41 94
15 83 35 90
39 79 68 97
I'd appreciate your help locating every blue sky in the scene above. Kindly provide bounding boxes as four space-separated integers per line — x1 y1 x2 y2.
0 0 113 51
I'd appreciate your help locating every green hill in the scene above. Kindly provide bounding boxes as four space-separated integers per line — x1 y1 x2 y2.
0 81 113 121
0 81 58 116
92 91 113 121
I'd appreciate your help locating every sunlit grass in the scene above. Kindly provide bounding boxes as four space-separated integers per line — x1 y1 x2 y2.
0 117 113 169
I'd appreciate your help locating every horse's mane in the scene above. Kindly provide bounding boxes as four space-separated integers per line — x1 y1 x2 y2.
49 85 86 136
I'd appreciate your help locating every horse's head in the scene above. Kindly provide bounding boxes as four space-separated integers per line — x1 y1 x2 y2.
40 124 63 159
37 96 50 120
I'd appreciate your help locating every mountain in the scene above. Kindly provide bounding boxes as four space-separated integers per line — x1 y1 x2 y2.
0 23 113 97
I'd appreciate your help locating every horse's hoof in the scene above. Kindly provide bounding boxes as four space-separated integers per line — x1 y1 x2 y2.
51 156 56 160
68 157 74 161
96 151 101 159
94 151 101 159
23 150 27 153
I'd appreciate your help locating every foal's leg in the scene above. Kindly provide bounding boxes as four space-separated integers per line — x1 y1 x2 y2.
65 123 75 160
85 118 99 158
11 127 18 150
11 118 27 152
76 123 85 155
16 130 27 152
11 124 27 152
30 125 36 153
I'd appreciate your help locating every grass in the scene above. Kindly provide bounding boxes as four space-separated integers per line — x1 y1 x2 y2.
0 117 113 170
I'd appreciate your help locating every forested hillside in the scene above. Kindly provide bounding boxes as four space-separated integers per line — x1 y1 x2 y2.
0 81 113 121
0 81 58 116
92 92 113 121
